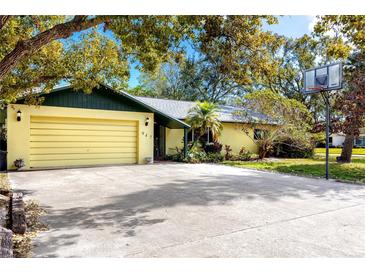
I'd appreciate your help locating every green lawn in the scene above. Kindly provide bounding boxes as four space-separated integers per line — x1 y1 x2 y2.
223 157 365 184
314 147 365 155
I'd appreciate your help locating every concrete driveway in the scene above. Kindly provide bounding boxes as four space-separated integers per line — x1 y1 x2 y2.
9 162 365 257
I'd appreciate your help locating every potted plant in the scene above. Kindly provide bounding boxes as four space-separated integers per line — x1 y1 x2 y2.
14 159 25 170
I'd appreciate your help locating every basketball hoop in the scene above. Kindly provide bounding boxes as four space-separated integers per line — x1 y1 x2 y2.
303 62 342 94
307 86 325 92
302 62 343 181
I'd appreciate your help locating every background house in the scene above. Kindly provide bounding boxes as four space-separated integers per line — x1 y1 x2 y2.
331 128 365 147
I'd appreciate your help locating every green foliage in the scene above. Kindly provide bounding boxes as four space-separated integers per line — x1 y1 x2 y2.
0 15 280 104
139 55 245 103
204 141 223 154
314 16 363 54
238 146 253 161
185 150 207 163
273 141 314 158
186 101 222 141
251 35 317 101
126 85 158 97
184 150 223 163
224 145 233 160
237 89 314 159
205 153 224 163
314 17 365 162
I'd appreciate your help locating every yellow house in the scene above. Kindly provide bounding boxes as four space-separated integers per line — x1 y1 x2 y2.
4 85 272 170
136 97 268 157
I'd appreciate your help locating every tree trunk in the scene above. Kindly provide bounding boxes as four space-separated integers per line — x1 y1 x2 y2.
338 134 354 163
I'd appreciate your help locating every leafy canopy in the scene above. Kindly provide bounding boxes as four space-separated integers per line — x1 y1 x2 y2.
0 15 279 104
236 89 314 159
314 16 365 162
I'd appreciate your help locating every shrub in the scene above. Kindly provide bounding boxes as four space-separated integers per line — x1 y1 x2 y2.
238 146 252 161
164 147 185 162
273 141 314 158
205 152 224 163
204 141 223 154
224 145 233 160
185 151 207 163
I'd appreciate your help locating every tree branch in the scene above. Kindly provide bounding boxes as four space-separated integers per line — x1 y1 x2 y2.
0 15 110 85
0 15 11 30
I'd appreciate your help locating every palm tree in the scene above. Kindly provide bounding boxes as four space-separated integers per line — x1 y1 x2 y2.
186 101 222 143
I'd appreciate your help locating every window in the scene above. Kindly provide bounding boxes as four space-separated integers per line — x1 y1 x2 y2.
254 129 268 140
355 136 365 147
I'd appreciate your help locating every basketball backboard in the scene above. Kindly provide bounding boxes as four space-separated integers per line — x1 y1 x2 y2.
303 62 342 94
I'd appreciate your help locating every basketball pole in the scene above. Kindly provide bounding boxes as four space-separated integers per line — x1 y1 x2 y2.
321 91 330 180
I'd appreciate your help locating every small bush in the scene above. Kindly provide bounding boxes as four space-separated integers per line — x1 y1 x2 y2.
185 151 207 163
238 146 252 161
205 153 224 163
273 142 314 158
224 145 233 160
204 141 223 154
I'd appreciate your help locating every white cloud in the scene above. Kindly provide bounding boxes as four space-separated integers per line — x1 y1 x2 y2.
308 15 337 37
307 15 317 33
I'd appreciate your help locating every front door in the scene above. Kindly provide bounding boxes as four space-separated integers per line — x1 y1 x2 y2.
154 124 165 160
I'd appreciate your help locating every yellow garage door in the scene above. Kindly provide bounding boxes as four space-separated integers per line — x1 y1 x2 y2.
29 116 138 168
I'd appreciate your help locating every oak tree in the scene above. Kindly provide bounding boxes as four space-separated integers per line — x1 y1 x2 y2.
315 16 365 162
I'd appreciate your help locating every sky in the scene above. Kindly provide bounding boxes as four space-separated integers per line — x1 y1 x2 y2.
128 15 316 88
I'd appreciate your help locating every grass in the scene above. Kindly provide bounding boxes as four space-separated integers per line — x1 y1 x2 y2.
314 147 365 155
223 157 365 184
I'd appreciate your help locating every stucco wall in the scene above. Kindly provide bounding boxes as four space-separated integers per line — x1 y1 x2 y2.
165 128 184 155
7 104 154 169
165 122 261 155
218 123 258 154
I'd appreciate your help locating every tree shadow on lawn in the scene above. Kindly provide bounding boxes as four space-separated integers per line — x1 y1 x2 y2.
34 167 365 257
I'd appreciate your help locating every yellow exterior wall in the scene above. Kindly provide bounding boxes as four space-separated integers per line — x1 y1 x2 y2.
165 128 184 155
7 104 154 170
218 122 258 154
164 122 261 155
